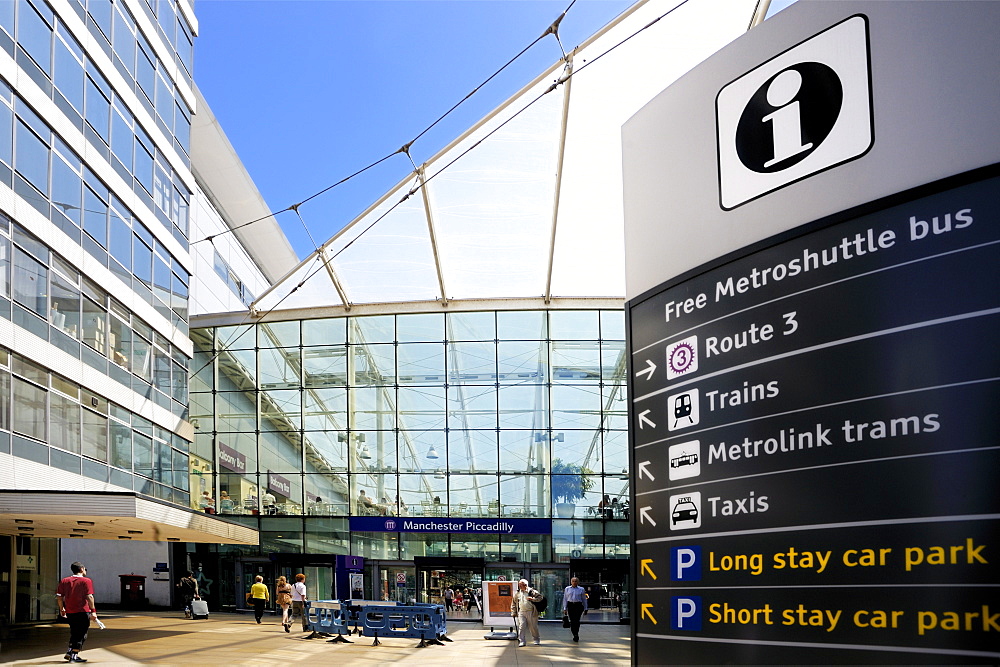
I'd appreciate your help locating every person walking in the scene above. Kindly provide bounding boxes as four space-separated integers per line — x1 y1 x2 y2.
443 586 454 611
248 575 269 624
290 573 309 632
511 578 543 647
275 576 293 632
55 561 98 663
562 577 588 642
176 570 199 618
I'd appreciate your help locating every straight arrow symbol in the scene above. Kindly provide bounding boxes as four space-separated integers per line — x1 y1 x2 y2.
637 410 656 430
635 359 656 380
641 603 657 624
637 461 654 481
639 506 656 526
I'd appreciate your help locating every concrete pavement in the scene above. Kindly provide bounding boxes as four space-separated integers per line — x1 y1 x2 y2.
0 611 631 666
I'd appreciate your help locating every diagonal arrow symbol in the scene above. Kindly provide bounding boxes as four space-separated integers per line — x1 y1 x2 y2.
638 410 656 430
641 559 657 580
641 603 657 624
639 506 656 527
637 461 654 481
635 359 656 380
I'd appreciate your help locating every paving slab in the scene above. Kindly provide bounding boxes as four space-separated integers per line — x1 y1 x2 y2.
0 611 631 666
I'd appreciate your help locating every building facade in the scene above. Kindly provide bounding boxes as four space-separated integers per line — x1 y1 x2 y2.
0 0 288 623
177 0 752 619
0 0 757 626
189 305 630 615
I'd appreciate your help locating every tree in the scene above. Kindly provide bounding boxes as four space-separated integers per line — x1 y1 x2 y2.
551 458 595 504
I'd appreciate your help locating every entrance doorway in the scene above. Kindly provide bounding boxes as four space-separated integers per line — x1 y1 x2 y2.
238 559 275 615
377 562 416 604
413 556 485 620
570 558 629 623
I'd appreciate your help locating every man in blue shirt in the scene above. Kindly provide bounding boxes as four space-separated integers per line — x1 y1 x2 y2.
562 577 588 642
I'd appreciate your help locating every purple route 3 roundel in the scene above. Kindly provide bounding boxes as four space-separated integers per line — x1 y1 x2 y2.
666 336 699 380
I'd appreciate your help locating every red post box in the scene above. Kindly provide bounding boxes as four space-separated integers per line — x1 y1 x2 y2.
118 574 147 610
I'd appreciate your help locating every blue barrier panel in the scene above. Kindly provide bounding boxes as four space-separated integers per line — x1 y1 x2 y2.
411 603 452 643
355 604 450 647
344 599 396 638
303 601 352 643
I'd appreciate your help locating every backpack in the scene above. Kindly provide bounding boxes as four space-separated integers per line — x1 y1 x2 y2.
180 577 197 596
531 592 547 614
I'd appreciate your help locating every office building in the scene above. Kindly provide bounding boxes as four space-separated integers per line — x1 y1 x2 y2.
0 0 294 622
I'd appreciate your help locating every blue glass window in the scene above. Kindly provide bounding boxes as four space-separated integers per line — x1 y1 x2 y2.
17 0 52 73
15 120 48 193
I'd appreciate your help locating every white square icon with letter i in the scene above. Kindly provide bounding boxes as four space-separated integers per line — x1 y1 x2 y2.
666 336 698 380
716 15 873 209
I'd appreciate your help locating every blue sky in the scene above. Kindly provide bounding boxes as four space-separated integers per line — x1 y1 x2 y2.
194 0 634 259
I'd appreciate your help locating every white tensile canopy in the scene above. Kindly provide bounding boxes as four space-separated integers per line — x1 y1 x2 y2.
249 0 755 316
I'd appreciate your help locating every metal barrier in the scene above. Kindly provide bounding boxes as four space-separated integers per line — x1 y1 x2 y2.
355 602 450 647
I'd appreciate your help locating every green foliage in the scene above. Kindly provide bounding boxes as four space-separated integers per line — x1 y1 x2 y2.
551 458 595 503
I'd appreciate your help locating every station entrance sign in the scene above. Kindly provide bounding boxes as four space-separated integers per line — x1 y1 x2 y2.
628 169 1000 663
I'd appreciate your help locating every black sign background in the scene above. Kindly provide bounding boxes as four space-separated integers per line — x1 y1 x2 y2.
627 166 1000 664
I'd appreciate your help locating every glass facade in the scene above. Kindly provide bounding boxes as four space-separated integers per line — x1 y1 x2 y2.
190 309 630 563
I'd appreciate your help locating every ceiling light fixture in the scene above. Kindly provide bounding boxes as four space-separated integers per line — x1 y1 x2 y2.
167 538 181 542
118 536 132 540
69 534 83 537
127 530 143 535
77 521 95 526
17 526 33 531
15 519 33 524
426 446 439 460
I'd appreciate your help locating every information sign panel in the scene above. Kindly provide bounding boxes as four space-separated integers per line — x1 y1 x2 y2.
628 169 999 663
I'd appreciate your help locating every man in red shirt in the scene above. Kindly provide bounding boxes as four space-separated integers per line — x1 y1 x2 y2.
56 561 98 663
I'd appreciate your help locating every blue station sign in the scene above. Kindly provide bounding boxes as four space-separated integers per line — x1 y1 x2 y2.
350 516 552 535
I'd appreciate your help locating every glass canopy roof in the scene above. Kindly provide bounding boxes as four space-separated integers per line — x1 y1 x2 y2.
251 0 755 315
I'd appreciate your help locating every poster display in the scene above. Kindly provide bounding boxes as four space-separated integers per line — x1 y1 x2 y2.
482 581 516 628
628 170 1000 663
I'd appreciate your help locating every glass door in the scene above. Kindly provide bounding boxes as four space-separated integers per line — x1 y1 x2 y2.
238 560 275 612
417 565 484 619
304 565 334 601
0 537 11 626
528 566 568 621
378 563 416 604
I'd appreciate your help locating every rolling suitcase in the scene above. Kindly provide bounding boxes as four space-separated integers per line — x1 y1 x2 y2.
191 598 209 619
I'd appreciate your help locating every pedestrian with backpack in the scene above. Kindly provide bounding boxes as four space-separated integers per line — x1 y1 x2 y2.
510 578 544 647
176 571 199 618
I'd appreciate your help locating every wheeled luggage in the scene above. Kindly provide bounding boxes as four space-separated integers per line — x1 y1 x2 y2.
191 598 209 619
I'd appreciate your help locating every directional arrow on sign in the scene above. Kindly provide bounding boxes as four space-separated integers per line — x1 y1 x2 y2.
637 461 654 481
638 410 656 430
641 603 657 624
635 359 656 380
639 506 656 526
641 559 657 580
